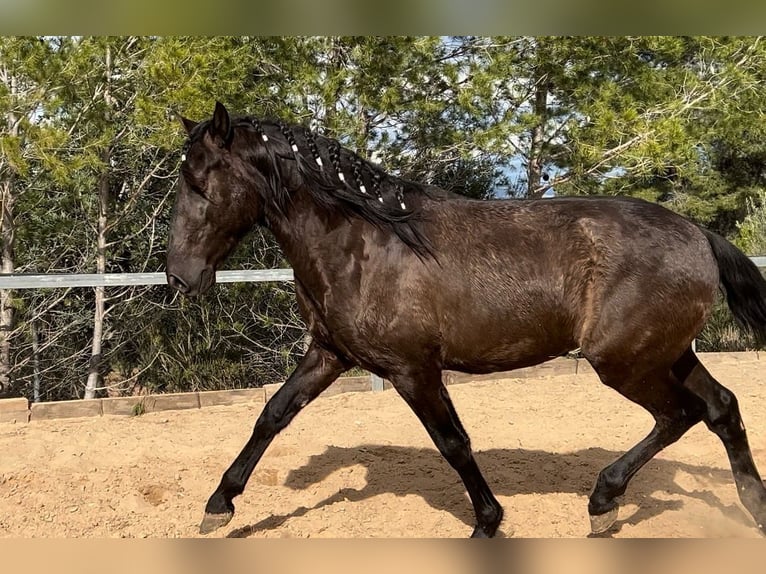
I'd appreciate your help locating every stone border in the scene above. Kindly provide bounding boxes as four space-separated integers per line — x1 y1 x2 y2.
0 352 758 423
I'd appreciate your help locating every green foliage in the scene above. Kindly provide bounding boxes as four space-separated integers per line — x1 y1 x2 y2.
735 192 766 256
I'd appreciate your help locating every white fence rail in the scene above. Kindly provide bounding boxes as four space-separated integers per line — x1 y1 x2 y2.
0 269 294 289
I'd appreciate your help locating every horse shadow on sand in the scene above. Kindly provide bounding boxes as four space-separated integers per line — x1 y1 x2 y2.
225 444 754 538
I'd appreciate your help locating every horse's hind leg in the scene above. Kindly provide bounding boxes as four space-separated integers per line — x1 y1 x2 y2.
390 368 503 538
587 363 706 533
672 348 766 531
199 342 347 534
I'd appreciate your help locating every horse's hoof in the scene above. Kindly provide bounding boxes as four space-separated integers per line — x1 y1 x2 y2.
199 511 234 535
470 522 504 538
470 526 491 538
589 506 618 534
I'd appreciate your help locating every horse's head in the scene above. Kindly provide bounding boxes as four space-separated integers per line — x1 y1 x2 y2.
167 101 431 296
166 102 265 296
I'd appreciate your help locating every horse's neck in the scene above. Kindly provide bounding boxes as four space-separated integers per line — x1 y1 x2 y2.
263 192 343 279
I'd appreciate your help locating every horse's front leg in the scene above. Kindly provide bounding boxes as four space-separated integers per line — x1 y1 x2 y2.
199 341 348 534
390 367 504 538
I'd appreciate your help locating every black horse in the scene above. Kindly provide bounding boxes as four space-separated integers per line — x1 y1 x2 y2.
166 102 766 537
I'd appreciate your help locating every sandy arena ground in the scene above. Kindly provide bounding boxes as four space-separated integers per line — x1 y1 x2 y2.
1 355 766 538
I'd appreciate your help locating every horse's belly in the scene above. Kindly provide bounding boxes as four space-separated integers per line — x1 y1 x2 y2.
440 316 576 374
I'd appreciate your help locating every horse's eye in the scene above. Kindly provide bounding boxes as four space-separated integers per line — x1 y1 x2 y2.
181 164 207 197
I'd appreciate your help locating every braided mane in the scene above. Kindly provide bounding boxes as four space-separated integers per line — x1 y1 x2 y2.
224 116 436 259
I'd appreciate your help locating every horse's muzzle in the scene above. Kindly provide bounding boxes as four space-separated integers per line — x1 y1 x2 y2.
166 264 215 297
167 273 192 294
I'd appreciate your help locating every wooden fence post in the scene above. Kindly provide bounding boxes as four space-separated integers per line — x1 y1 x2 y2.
370 373 385 391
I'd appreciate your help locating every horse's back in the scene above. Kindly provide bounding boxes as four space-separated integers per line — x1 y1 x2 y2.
429 195 715 288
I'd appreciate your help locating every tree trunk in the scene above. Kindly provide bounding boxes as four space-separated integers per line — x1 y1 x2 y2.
0 179 14 395
322 37 344 131
84 44 112 400
0 71 18 395
526 66 549 199
83 171 107 399
31 319 40 402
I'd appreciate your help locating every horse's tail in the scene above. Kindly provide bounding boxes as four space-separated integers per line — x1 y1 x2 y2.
702 228 766 340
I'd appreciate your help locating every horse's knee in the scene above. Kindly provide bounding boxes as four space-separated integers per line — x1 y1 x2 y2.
257 398 295 435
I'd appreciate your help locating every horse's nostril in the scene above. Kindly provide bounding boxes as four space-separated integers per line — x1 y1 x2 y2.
168 274 191 294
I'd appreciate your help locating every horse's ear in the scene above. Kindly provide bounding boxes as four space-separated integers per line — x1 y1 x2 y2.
179 115 198 135
211 101 233 148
